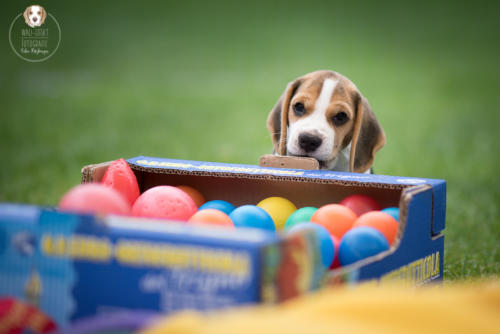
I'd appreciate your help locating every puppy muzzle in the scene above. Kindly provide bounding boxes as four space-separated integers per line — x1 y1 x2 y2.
298 133 323 153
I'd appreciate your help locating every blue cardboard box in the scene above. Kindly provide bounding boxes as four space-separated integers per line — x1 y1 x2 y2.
83 156 445 286
0 203 322 332
0 156 445 332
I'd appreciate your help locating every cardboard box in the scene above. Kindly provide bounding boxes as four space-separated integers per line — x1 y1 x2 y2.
0 204 322 330
0 204 323 331
0 155 445 332
82 156 445 285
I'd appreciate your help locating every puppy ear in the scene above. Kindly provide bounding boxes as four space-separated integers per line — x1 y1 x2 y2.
349 92 386 173
23 7 30 25
266 78 302 155
266 94 284 154
41 7 47 23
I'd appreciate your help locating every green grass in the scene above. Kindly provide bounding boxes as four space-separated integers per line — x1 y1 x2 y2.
1 0 499 280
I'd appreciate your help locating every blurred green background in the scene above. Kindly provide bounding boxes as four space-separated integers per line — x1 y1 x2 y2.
1 1 499 280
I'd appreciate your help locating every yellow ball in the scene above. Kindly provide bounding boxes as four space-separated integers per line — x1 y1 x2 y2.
257 197 297 230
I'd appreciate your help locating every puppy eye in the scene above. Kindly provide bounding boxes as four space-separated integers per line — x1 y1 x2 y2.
293 102 306 116
332 111 349 126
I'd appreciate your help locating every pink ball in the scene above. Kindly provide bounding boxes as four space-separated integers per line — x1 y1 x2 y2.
59 183 131 215
132 186 197 221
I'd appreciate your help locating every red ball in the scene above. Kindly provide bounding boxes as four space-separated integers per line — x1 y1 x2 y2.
101 158 140 206
340 194 382 216
59 183 131 215
352 211 399 245
132 186 197 221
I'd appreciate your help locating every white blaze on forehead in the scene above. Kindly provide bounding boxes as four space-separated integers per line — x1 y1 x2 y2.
314 78 338 114
286 77 338 162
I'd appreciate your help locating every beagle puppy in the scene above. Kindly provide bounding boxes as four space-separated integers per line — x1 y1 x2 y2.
267 70 385 173
24 5 47 28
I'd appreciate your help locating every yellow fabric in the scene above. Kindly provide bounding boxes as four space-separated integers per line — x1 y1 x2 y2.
141 281 500 334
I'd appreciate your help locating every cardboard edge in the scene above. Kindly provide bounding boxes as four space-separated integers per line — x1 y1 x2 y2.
431 181 446 236
396 183 433 246
81 161 112 183
126 163 408 190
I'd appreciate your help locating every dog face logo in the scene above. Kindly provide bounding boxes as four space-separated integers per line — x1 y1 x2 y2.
23 5 47 28
9 4 61 62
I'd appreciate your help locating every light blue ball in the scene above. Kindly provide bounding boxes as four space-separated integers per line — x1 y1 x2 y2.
199 200 236 215
229 205 276 231
288 222 334 268
382 207 400 222
339 227 389 266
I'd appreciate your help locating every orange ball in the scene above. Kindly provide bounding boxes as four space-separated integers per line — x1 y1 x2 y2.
352 211 399 245
188 209 234 228
310 204 357 239
177 185 206 208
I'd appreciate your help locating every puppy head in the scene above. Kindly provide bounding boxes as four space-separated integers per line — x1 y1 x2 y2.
267 70 385 173
24 5 47 28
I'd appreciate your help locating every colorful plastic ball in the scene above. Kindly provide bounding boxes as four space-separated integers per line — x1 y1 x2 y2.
229 205 275 231
101 158 140 206
188 209 234 228
288 223 334 268
382 207 400 222
131 186 197 221
257 197 297 230
340 194 382 216
59 183 131 215
176 185 206 208
352 211 399 245
284 207 318 231
310 204 357 239
339 226 389 266
199 200 236 215
330 235 341 269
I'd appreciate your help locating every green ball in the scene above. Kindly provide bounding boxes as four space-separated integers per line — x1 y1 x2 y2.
283 207 318 231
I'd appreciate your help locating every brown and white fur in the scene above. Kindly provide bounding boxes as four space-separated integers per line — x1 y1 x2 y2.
24 5 47 28
267 70 385 173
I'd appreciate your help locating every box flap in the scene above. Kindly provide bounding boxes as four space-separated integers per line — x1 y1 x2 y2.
126 156 445 188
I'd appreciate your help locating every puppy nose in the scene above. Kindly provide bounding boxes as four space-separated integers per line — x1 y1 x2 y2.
298 133 323 152
33 17 38 22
